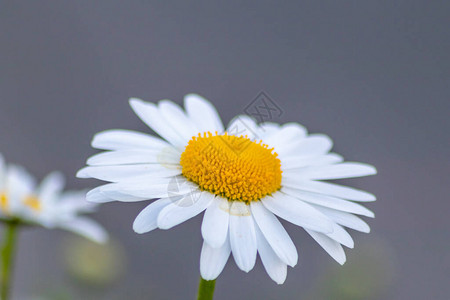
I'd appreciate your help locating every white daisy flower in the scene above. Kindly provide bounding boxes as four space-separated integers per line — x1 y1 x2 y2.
78 94 376 284
0 154 107 243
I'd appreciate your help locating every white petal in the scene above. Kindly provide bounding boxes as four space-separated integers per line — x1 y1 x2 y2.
59 191 97 213
305 229 346 265
313 206 371 233
129 98 187 147
38 171 65 202
250 201 297 266
281 153 343 170
86 186 118 203
227 115 259 140
325 222 354 248
281 179 376 202
229 202 257 272
184 94 224 133
91 129 170 151
158 100 200 141
200 238 231 280
261 193 333 233
288 162 377 180
201 197 230 248
77 164 181 182
263 122 307 149
255 223 287 284
7 165 36 194
99 176 194 199
95 183 151 202
157 191 214 229
258 122 281 138
86 149 180 166
277 134 333 157
6 165 36 210
133 198 172 233
58 217 108 243
281 187 374 217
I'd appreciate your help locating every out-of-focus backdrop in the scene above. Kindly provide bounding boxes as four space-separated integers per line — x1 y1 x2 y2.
0 1 449 300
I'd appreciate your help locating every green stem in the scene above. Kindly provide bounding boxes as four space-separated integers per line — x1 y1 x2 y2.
1 221 19 300
197 277 216 300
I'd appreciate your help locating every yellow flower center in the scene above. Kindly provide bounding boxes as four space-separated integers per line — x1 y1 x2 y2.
0 193 8 212
180 132 282 203
23 196 42 212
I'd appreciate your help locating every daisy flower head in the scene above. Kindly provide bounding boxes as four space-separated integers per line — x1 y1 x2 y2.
78 94 376 284
0 154 107 243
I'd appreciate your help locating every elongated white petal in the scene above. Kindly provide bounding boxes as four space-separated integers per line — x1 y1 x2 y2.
86 149 180 166
159 100 200 141
251 201 297 266
258 122 281 138
325 222 354 248
77 164 181 182
157 191 213 229
313 206 371 233
58 217 108 243
129 98 187 147
255 223 287 284
38 171 65 202
263 123 307 149
184 94 224 133
6 165 36 214
133 198 172 233
281 179 376 202
100 182 170 200
201 197 230 248
229 202 257 272
278 134 333 157
261 193 333 233
59 191 96 213
7 165 36 196
289 162 377 180
305 229 346 265
95 183 153 202
99 176 194 199
86 186 118 203
281 153 343 170
91 129 170 151
281 187 374 217
200 238 231 280
227 115 259 140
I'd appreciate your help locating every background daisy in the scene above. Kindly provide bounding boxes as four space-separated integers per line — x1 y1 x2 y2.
0 154 107 243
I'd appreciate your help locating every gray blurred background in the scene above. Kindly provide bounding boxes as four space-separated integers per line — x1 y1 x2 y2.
0 1 449 299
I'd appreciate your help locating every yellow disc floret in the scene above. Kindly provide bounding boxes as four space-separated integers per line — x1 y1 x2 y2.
180 132 282 203
0 193 8 212
23 195 42 212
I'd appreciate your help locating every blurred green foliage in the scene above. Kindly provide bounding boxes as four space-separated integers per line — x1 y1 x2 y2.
62 235 126 287
306 237 396 300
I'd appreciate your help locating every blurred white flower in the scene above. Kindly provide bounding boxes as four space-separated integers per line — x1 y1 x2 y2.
78 94 376 283
0 154 107 243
